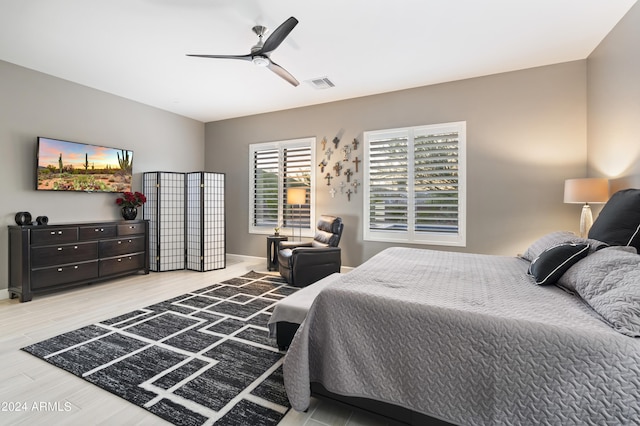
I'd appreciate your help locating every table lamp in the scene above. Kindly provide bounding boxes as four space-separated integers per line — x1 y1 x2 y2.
287 187 306 241
564 178 609 237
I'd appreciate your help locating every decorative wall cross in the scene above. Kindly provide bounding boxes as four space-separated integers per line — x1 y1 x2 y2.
341 145 351 161
333 161 342 177
339 181 346 193
324 173 333 186
351 179 361 194
352 138 359 150
325 147 333 161
346 189 353 201
352 156 361 173
329 187 336 198
318 159 327 172
344 168 353 183
333 137 340 149
321 137 327 151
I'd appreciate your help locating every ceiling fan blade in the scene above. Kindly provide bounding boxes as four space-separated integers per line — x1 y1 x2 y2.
267 60 299 87
258 17 298 55
186 54 252 61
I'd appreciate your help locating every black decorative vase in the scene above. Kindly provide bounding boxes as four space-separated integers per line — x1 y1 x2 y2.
121 206 138 220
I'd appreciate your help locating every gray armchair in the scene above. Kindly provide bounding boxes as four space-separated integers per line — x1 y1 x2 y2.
278 215 343 287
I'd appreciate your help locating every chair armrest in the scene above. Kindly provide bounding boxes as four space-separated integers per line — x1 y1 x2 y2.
279 241 313 250
291 246 340 255
290 247 342 287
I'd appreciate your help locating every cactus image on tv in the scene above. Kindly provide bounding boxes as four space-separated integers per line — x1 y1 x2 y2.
37 137 134 192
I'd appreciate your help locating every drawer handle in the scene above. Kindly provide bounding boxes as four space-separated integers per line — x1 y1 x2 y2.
129 226 136 229
58 247 63 251
118 259 122 262
51 231 63 235
58 266 79 271
118 241 122 245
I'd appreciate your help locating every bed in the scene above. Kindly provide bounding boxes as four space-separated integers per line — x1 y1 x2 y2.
275 188 640 425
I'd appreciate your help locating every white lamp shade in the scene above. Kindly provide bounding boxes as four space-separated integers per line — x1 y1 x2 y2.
564 178 609 204
287 187 306 205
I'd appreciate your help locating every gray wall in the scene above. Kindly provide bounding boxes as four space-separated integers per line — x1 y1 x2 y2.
205 61 587 266
588 1 640 180
0 60 204 293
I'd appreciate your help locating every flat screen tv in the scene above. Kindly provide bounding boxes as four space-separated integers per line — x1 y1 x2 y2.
36 136 133 192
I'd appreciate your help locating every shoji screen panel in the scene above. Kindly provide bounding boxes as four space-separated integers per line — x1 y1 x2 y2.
186 172 225 271
142 171 185 272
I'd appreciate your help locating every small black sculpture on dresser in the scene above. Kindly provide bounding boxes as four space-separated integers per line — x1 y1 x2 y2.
14 212 32 226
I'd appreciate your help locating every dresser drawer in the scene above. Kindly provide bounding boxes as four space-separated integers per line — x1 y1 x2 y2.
99 253 145 276
79 225 117 240
118 223 145 236
31 242 99 268
99 236 145 257
31 261 99 290
31 227 78 245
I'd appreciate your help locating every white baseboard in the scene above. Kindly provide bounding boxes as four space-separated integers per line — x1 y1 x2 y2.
0 289 9 301
226 253 265 263
226 253 267 267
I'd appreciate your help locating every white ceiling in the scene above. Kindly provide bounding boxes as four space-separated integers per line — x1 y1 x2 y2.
0 0 636 123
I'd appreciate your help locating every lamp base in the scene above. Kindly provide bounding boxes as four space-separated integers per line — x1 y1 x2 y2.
579 204 593 238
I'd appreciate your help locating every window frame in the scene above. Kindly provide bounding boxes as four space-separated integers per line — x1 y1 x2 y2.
363 121 466 246
249 137 316 237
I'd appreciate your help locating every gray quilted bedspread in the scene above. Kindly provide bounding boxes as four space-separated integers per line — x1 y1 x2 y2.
283 247 640 425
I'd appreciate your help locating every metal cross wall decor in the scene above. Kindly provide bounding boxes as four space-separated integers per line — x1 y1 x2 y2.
333 161 342 177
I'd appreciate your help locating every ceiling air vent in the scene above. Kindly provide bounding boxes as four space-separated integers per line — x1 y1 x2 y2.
306 76 335 90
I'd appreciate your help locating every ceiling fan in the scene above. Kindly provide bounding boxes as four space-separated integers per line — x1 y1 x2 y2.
187 16 299 87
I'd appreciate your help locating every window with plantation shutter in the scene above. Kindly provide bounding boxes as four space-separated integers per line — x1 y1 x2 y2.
364 122 466 246
249 138 315 236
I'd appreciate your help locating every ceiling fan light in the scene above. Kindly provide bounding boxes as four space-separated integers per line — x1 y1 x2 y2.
252 56 270 67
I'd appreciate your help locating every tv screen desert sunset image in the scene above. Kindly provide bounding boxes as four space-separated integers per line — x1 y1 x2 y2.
37 137 133 192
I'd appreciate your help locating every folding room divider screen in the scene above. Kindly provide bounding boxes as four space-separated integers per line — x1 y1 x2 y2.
142 171 225 272
186 172 226 272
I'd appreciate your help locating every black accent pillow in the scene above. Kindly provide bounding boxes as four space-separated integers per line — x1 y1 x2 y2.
528 243 589 285
588 189 640 251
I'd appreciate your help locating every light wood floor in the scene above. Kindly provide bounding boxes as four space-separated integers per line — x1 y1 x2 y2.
0 256 389 426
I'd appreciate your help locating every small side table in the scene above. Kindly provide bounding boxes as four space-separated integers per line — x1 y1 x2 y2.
267 235 288 271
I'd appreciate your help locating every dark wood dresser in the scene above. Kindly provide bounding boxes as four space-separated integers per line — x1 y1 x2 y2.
8 220 150 302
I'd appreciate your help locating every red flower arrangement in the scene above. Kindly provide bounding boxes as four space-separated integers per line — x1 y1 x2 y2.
115 191 147 208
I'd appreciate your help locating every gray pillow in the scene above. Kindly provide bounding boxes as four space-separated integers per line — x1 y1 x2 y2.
560 246 640 337
558 245 635 292
521 231 581 262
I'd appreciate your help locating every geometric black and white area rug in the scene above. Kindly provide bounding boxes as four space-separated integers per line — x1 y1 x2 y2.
22 271 298 426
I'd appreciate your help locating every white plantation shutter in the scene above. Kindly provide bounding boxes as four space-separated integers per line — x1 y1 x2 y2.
252 148 279 227
249 138 315 235
364 122 466 246
283 146 312 230
414 129 460 233
368 131 409 231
